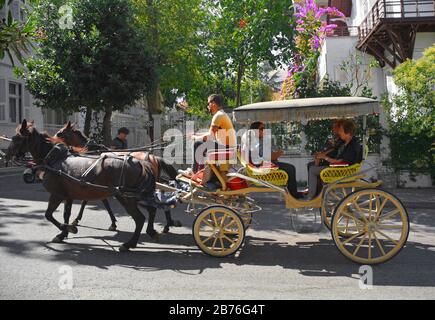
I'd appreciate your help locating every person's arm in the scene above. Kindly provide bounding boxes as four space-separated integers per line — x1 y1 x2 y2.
192 126 217 142
271 150 284 161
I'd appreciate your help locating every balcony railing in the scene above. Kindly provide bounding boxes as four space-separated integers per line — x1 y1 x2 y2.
326 26 359 37
358 0 435 43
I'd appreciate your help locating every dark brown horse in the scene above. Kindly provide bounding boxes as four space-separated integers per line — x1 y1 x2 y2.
7 120 168 252
54 122 181 234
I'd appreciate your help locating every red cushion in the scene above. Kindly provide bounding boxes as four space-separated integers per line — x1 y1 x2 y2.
207 149 236 161
330 162 350 167
248 161 279 170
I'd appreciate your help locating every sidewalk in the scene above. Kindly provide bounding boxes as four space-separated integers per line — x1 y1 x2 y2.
252 188 435 209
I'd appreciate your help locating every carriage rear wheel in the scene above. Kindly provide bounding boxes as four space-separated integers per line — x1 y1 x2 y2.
331 189 409 265
193 206 245 257
322 185 356 233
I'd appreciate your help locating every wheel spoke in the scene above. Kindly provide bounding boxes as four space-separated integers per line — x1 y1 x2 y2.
220 213 228 227
224 219 236 229
353 200 370 223
202 235 215 244
368 232 372 260
202 219 215 229
219 237 225 251
222 234 236 245
211 212 219 226
211 237 218 250
373 232 386 256
341 211 365 227
375 230 399 245
330 190 341 201
343 231 366 244
379 209 401 222
353 233 368 256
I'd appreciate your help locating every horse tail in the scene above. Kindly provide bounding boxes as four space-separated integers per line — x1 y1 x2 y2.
155 156 177 180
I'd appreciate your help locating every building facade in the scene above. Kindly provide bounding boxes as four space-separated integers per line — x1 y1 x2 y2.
0 0 150 154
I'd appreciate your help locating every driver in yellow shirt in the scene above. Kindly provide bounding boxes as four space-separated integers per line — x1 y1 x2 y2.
186 94 236 175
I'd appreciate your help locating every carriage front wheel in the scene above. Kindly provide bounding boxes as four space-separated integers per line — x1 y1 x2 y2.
331 189 409 265
193 206 245 257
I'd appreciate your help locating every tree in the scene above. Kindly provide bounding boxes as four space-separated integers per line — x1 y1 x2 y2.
133 0 210 137
203 0 294 107
16 0 152 145
382 45 435 178
0 0 38 65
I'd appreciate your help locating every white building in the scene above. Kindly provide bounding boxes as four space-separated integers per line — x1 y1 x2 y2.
0 0 150 154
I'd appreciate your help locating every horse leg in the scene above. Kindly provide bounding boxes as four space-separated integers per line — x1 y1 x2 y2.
45 195 70 243
116 197 145 252
72 200 87 226
145 206 160 242
163 209 182 233
102 199 117 231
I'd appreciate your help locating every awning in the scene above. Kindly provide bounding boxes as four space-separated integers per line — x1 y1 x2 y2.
233 97 380 124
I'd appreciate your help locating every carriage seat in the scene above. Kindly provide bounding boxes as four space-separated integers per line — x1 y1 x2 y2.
237 146 289 187
319 144 367 183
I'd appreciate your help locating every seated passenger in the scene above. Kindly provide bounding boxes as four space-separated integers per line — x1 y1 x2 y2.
307 119 362 199
242 121 302 199
308 119 345 169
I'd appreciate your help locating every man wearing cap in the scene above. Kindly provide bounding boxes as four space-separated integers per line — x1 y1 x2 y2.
111 127 129 150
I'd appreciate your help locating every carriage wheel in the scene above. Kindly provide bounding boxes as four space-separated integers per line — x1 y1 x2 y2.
239 211 253 229
322 185 356 232
331 189 409 265
193 206 245 257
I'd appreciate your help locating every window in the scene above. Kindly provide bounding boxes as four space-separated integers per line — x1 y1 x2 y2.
8 82 22 123
0 105 5 121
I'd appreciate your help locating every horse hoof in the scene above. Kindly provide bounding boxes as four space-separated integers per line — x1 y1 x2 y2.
174 220 182 227
119 245 129 252
71 220 79 226
67 225 78 234
163 226 170 234
108 224 117 232
52 236 64 243
152 233 160 243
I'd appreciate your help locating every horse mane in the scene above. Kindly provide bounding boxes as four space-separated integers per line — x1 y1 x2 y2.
15 124 88 154
47 136 88 154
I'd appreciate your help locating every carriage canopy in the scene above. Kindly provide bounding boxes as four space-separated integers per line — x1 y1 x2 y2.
232 97 379 124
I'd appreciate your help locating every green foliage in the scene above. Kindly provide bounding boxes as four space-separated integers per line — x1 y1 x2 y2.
0 0 38 65
16 0 152 115
202 0 294 108
381 46 435 178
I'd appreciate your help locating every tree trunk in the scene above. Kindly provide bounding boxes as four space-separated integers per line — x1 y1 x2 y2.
84 107 92 137
236 60 245 108
101 106 113 147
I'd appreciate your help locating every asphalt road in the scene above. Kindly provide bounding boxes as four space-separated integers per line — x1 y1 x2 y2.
1 173 435 300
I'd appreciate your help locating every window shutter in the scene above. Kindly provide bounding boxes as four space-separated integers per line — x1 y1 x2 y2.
0 79 6 104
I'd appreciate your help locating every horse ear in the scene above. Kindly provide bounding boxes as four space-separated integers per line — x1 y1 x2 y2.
29 120 35 128
66 121 72 128
20 119 28 133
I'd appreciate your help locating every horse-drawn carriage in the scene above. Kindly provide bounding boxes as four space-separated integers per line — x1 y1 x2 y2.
4 97 409 265
158 97 409 265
